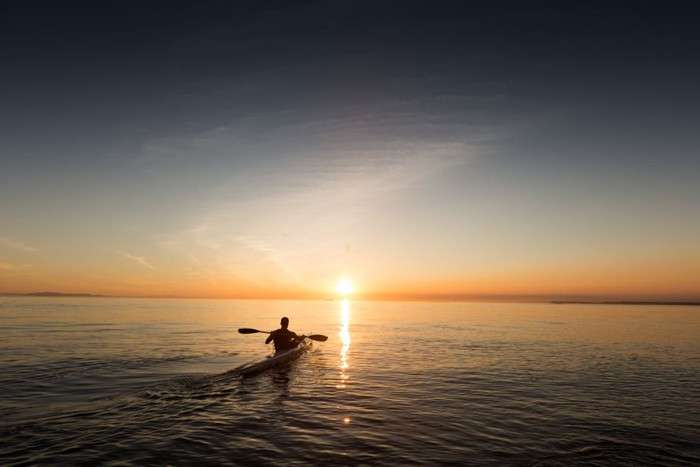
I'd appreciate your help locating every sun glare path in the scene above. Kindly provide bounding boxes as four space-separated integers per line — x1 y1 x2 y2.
338 299 351 393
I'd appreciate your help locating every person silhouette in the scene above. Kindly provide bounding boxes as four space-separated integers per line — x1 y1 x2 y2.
265 317 304 353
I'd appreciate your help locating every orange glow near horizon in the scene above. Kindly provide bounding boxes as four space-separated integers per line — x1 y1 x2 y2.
1 240 699 301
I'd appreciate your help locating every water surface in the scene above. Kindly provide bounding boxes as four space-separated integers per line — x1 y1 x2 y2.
1 297 699 465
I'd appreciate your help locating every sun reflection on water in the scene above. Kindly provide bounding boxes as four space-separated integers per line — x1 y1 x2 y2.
338 299 351 389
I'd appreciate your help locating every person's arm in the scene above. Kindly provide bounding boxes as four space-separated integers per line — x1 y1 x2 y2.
265 331 274 344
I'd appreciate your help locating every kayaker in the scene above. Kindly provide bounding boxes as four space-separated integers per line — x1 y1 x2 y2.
265 317 304 353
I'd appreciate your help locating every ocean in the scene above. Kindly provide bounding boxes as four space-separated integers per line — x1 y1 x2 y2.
1 297 699 465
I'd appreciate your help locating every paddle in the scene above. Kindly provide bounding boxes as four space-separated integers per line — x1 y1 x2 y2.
238 328 328 342
238 327 269 334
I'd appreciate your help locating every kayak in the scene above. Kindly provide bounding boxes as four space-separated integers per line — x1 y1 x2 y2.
238 339 312 377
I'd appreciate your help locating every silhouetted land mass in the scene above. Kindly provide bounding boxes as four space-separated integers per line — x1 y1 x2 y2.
1 291 108 297
551 300 700 306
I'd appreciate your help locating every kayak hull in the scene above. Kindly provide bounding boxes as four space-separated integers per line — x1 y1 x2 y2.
239 340 312 377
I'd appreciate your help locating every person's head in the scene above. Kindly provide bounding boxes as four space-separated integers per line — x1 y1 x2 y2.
280 317 289 329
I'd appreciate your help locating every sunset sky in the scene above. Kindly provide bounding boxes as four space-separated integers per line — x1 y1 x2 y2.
1 3 699 300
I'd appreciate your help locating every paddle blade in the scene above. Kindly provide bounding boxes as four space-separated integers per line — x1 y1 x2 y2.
307 334 328 342
238 328 262 334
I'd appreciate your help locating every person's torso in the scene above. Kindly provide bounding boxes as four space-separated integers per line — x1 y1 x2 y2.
271 328 297 352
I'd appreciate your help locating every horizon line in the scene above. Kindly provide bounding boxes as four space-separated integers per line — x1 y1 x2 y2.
2 291 699 305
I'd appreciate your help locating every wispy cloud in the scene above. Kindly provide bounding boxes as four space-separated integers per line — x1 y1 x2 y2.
138 91 502 289
150 135 481 288
0 261 32 271
119 252 154 270
0 236 38 253
235 235 302 285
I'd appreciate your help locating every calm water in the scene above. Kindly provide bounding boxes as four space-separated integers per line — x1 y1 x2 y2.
1 298 699 465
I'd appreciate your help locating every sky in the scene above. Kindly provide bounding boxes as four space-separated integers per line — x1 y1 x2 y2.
1 2 699 300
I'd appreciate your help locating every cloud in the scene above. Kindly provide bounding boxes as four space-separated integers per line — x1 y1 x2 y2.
119 252 154 270
0 261 32 271
150 136 480 288
127 79 504 176
0 236 38 253
235 235 301 284
138 89 502 288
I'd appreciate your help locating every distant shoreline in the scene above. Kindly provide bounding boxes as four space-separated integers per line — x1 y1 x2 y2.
1 292 698 305
0 292 109 298
551 300 700 306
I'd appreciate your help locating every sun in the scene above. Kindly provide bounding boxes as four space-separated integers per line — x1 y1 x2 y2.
335 278 354 295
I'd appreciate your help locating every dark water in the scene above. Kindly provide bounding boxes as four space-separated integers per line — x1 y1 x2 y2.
1 298 699 465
